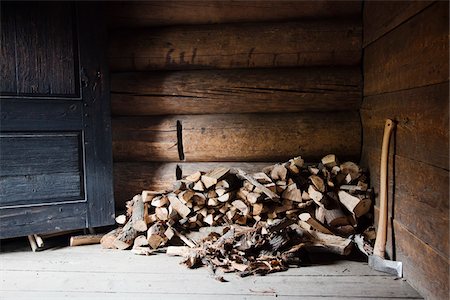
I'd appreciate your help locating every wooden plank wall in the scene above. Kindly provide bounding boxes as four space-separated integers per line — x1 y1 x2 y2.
361 2 449 299
107 1 362 208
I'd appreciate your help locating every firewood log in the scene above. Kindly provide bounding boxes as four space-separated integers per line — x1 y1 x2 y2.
155 207 169 221
151 195 169 207
231 200 249 215
321 154 337 168
142 190 163 203
235 168 280 201
309 175 325 192
252 172 272 184
193 180 205 191
308 166 320 175
316 205 349 227
115 214 126 225
338 191 371 217
133 235 149 248
304 230 353 255
185 171 202 182
340 161 360 181
282 183 302 202
131 195 147 232
308 185 323 205
168 193 191 218
70 234 103 247
201 167 230 189
270 164 287 181
100 229 120 249
218 192 232 203
299 213 332 234
246 192 261 204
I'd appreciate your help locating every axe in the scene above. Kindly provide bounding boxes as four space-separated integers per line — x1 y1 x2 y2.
355 119 403 277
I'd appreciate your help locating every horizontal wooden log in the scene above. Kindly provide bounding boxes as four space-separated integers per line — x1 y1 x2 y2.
113 112 361 162
363 1 434 46
361 82 449 170
107 1 361 28
112 117 179 162
364 2 449 96
113 162 177 209
374 208 449 300
109 20 361 71
111 67 361 116
362 146 449 259
181 112 361 162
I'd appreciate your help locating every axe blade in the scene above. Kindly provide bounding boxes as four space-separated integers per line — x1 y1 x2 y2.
369 255 403 277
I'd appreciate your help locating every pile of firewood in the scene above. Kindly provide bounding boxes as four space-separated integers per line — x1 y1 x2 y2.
101 154 373 276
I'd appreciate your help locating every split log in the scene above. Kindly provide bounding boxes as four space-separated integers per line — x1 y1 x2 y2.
168 193 191 218
321 154 337 168
338 191 371 217
115 214 126 225
340 161 361 180
316 205 349 227
186 171 202 182
201 167 230 189
309 175 325 192
282 183 302 202
131 195 147 232
70 234 103 247
133 235 149 248
270 164 288 181
235 168 280 201
100 229 120 249
304 230 353 255
299 213 333 234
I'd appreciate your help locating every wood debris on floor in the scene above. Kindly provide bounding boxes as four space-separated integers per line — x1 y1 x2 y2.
102 154 375 278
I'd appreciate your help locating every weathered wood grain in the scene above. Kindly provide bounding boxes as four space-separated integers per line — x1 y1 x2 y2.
361 82 449 170
0 133 81 176
181 112 361 162
362 147 449 259
1 2 78 96
0 173 83 207
0 203 87 239
392 220 449 300
374 209 448 300
113 162 177 208
112 117 179 162
109 20 361 71
111 67 362 115
0 4 17 93
364 2 449 96
107 1 361 28
0 266 422 298
363 1 435 46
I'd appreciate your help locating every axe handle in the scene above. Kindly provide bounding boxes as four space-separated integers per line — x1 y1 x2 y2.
374 119 395 257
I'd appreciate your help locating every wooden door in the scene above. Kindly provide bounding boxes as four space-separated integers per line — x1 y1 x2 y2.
0 2 114 238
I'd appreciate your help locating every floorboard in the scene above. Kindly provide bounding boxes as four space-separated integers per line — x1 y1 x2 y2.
0 244 422 299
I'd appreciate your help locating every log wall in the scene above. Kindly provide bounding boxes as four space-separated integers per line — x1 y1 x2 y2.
107 1 362 209
362 2 449 299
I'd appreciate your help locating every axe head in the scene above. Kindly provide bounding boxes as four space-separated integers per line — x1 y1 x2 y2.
369 255 403 277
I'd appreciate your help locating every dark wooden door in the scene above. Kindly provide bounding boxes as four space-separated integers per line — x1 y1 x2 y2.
0 2 114 238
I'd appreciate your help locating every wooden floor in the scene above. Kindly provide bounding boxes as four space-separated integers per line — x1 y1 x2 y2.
0 241 422 299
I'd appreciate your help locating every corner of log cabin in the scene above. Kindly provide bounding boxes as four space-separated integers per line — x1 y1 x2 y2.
362 1 449 299
107 2 448 298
